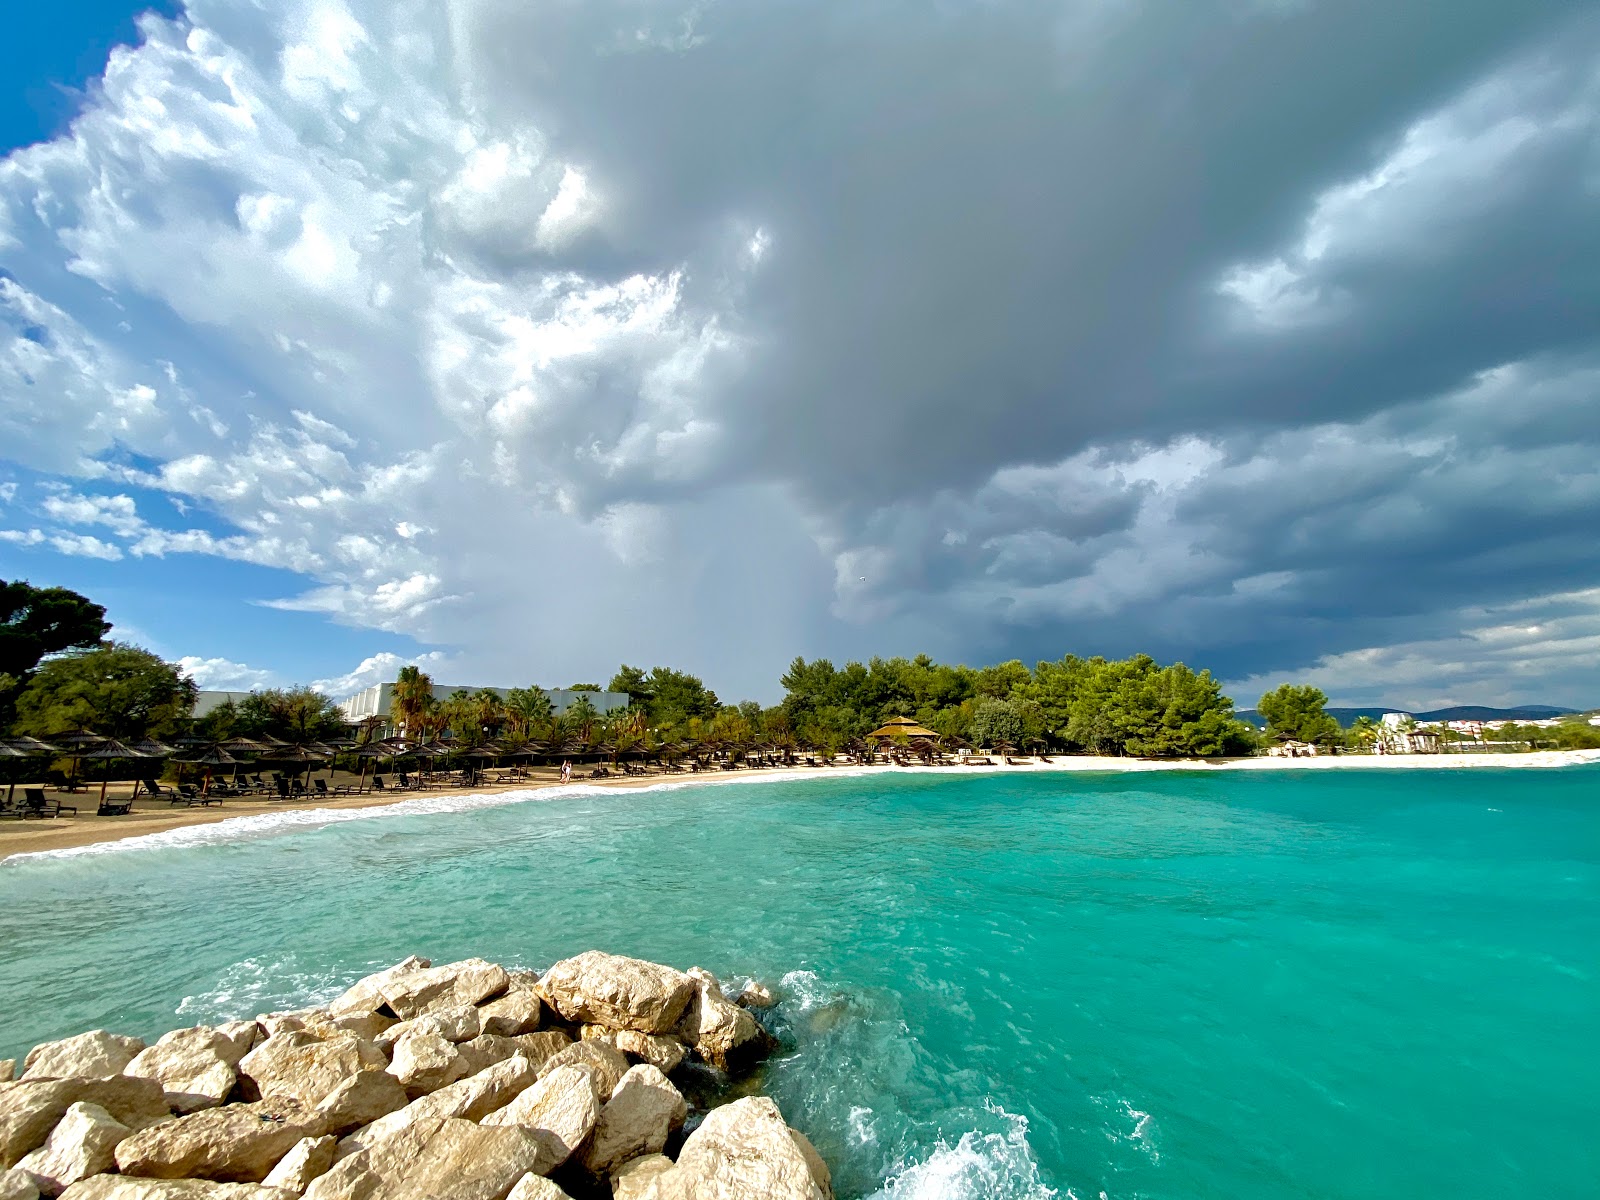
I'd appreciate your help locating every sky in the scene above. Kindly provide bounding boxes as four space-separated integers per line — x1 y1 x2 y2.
1 0 1597 711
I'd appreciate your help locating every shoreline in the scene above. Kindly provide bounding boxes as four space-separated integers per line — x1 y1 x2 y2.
3 749 1595 862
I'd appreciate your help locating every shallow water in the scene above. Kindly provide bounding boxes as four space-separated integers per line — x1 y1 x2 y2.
2 768 1596 1199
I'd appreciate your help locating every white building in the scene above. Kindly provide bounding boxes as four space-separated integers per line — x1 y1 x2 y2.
337 682 630 724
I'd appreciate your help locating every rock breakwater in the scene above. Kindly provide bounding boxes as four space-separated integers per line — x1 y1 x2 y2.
0 953 829 1200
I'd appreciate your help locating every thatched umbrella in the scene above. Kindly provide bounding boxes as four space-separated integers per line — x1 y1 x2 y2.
0 741 33 804
179 744 239 794
49 730 107 792
78 738 149 804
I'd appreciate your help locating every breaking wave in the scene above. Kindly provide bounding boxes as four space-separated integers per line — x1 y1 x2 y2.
868 1103 1057 1200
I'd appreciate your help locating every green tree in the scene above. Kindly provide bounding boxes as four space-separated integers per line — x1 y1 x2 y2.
565 693 599 724
234 688 347 742
13 643 197 740
505 686 554 736
970 696 1025 749
1 580 111 727
1256 684 1340 745
392 665 434 737
608 665 654 708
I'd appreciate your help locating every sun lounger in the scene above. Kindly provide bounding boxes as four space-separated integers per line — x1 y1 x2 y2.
23 788 76 819
98 797 133 815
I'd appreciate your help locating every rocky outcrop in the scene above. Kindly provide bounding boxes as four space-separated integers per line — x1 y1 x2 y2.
113 1101 322 1183
610 1155 688 1200
533 1044 628 1103
372 962 509 1023
1 1078 170 1170
334 1056 539 1162
15 954 813 1200
310 1076 406 1140
676 971 776 1075
733 982 775 1010
478 1067 595 1168
260 1137 335 1194
455 1035 568 1080
239 1035 387 1110
675 1097 831 1200
578 1029 686 1075
537 955 694 1035
22 1038 146 1085
1 1064 18 1085
473 994 541 1041
14 1104 129 1197
326 959 431 1021
59 1181 295 1200
502 1176 567 1200
386 1036 466 1099
124 1030 240 1115
578 1065 685 1178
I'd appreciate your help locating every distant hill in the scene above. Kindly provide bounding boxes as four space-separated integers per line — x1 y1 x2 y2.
1234 704 1577 728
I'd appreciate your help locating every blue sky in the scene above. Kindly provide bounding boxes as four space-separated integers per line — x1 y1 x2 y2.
2 0 1598 708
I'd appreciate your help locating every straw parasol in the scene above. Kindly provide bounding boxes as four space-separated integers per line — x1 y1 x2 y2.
78 738 150 804
866 716 941 742
0 741 33 804
178 744 239 794
48 730 109 791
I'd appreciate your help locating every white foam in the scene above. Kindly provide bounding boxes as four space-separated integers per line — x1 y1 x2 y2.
869 1103 1057 1200
174 954 351 1024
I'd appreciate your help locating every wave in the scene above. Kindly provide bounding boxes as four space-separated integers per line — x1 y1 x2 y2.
868 1102 1058 1200
0 766 892 865
174 953 354 1024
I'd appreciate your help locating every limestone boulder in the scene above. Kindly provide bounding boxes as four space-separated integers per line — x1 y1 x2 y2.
733 983 775 1011
376 961 509 1022
537 954 693 1036
22 1038 145 1085
579 1065 685 1178
610 1155 689 1200
474 993 542 1039
260 1137 335 1194
310 1075 406 1140
386 1035 466 1098
308 1119 557 1200
503 1176 567 1200
534 1044 628 1103
0 1079 170 1170
0 1169 39 1200
113 1099 322 1183
579 1030 685 1076
374 1008 479 1054
675 1098 829 1200
58 1181 296 1200
14 1104 129 1197
240 1034 387 1109
676 970 776 1075
323 1018 392 1047
456 1034 569 1079
0 1065 15 1085
326 959 431 1020
210 1027 259 1069
334 1055 539 1162
479 1067 597 1167
124 1030 237 1114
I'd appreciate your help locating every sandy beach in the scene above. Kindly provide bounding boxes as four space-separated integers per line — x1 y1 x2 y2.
2 749 1595 862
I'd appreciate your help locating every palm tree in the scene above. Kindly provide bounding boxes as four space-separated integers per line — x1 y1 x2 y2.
392 666 434 739
1349 716 1379 754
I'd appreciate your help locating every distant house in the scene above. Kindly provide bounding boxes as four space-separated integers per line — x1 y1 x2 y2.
336 682 630 724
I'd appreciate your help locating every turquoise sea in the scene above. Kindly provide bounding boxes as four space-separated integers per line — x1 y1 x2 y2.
2 767 1596 1199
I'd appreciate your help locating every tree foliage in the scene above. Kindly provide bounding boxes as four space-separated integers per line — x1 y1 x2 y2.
608 665 720 727
12 643 196 740
1256 684 1341 745
233 687 347 742
0 580 112 726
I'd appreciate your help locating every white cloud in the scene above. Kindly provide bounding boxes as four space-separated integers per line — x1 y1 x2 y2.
308 650 454 698
177 656 279 691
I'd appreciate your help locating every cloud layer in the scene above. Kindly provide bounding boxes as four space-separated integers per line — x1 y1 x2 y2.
2 0 1598 705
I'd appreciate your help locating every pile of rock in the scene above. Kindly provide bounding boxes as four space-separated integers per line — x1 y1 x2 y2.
0 953 830 1200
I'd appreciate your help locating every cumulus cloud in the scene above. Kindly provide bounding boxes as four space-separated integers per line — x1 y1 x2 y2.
176 656 279 691
308 650 455 698
1 0 1598 705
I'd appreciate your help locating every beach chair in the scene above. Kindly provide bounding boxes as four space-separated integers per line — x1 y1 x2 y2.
372 775 388 792
139 778 175 799
0 796 23 819
23 788 75 819
98 797 134 815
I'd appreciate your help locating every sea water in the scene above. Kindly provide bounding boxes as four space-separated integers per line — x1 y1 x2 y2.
1 768 1596 1199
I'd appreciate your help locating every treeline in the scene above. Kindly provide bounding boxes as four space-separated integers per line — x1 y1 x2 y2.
778 653 1260 757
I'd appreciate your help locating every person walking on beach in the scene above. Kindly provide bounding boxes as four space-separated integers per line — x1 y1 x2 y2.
560 759 571 784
